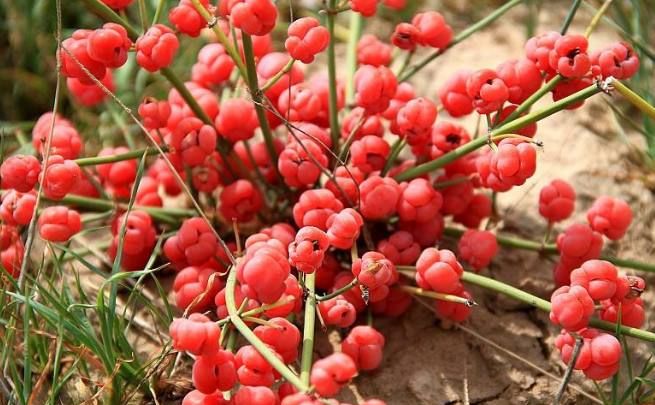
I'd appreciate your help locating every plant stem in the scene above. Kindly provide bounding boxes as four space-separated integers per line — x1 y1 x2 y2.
398 0 524 82
224 266 310 392
400 285 476 306
241 33 281 176
345 11 363 105
299 273 316 385
584 0 614 38
317 278 358 301
74 147 164 166
394 83 602 181
137 0 148 33
152 0 166 24
613 79 655 121
80 0 139 37
260 58 295 93
326 0 341 151
159 67 212 125
499 75 562 126
560 0 583 34
554 335 583 404
381 138 407 176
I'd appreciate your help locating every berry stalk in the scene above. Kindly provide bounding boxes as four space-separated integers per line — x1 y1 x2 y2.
299 273 317 385
613 79 655 121
326 0 341 151
74 147 165 167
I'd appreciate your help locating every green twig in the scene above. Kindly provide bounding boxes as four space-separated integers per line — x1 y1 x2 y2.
326 0 341 151
299 273 316 385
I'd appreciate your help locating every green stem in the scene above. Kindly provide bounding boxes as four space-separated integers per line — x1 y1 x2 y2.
224 266 310 392
152 0 165 24
137 0 148 33
74 147 164 166
613 79 655 121
241 33 281 177
381 138 407 176
326 0 341 152
299 273 316 385
260 59 295 93
80 0 139 37
398 0 524 82
394 83 601 182
160 68 212 125
498 75 562 126
345 11 363 105
317 278 358 301
560 0 583 34
400 285 476 306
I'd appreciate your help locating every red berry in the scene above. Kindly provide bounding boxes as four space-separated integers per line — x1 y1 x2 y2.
170 117 218 167
350 135 390 174
264 274 303 318
136 24 179 72
570 260 618 301
164 217 219 268
525 31 561 73
359 175 401 220
354 65 398 114
173 266 223 312
293 189 344 230
310 353 358 396
96 147 137 198
1 237 24 278
357 34 392 66
466 69 509 114
352 251 395 292
437 174 474 216
600 298 645 328
182 390 229 405
396 97 438 146
235 344 279 386
41 156 80 200
478 139 537 191
234 386 278 405
556 223 604 269
586 196 632 241
192 43 236 86
100 0 133 9
438 70 474 117
257 52 304 100
254 317 301 363
222 0 278 36
169 0 208 37
87 23 131 68
193 350 238 393
492 105 537 138
551 76 593 110
341 108 384 140
288 122 332 149
326 208 363 250
585 332 621 380
38 206 82 242
277 84 322 122
0 191 36 226
1 155 41 193
278 139 328 188
324 165 365 207
429 121 471 159
539 179 576 223
288 226 329 274
377 231 420 265
399 214 444 248
549 34 591 79
215 98 259 143
416 248 463 294
107 210 157 271
66 70 114 106
32 114 83 160
591 41 639 80
351 0 378 17
370 286 413 317
260 223 296 249
170 313 221 355
496 59 542 104
219 180 263 223
550 285 595 331
238 243 290 304
391 22 420 51
59 31 107 85
138 98 172 131
285 17 329 64
315 253 341 291
434 285 473 322
412 11 452 49
397 178 443 223
235 139 284 183
458 230 498 271
215 285 260 319
453 193 492 229
308 73 345 127
318 295 357 328
342 325 385 371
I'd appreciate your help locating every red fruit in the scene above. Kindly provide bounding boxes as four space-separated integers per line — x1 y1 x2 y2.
550 285 595 331
234 386 278 405
1 155 40 192
570 260 618 301
192 43 235 86
224 0 278 36
193 350 238 393
170 313 221 355
1 238 24 278
254 317 301 363
260 223 296 249
169 0 208 37
585 332 621 380
32 117 83 160
168 83 220 122
600 298 645 328
101 0 133 9
586 196 632 241
434 285 473 322
466 69 509 114
96 147 137 197
288 122 332 148
215 285 260 319
235 345 279 386
551 76 593 110
377 231 420 265
239 244 290 304
107 210 157 271
525 31 561 73
38 206 82 242
293 189 344 230
416 248 463 294
278 84 322 123
357 34 392 66
308 73 345 127
478 139 537 191
235 139 284 183
556 223 604 268
354 65 398 114
136 24 179 72
611 275 645 304
371 286 413 317
438 70 474 117
458 230 498 271
173 266 223 312
549 34 591 79
591 42 639 80
147 157 184 197
412 11 452 49
288 226 329 274
350 135 390 174
352 251 395 291
342 326 385 371
397 178 442 223
59 31 107 85
315 253 341 290
264 274 302 318
351 0 378 17
182 390 229 405
391 23 420 51
429 121 471 159
399 214 444 248
437 174 474 216
0 191 36 226
539 179 576 223
139 98 172 131
219 180 263 223
164 217 218 268
280 393 318 405
326 208 363 250
359 175 401 220
318 295 357 328
493 104 538 138
453 193 492 229
324 165 365 207
285 17 329 64
41 156 80 200
496 59 542 104
341 108 384 140
215 98 259 143
171 117 217 167
87 23 131 68
310 353 358 396
396 97 438 146
66 70 113 106
257 52 304 100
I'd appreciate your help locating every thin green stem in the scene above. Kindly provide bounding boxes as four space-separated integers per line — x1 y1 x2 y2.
160 68 212 125
137 0 148 33
345 11 363 105
381 138 407 176
398 0 524 82
80 0 139 37
299 273 316 385
260 59 295 93
613 79 655 121
499 75 562 126
317 278 358 301
224 266 310 392
326 0 341 152
560 0 583 34
74 147 164 167
152 0 165 25
584 0 614 38
400 285 476 306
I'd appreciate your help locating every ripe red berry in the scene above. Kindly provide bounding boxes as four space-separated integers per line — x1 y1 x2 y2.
525 31 561 73
438 70 474 117
293 188 344 230
310 353 358 396
351 0 378 17
253 317 301 363
318 295 357 328
397 178 443 223
354 65 398 114
342 325 385 371
0 191 36 226
570 260 618 301
584 332 621 380
222 0 278 36
416 248 463 294
139 97 172 130
434 285 473 322
1 237 24 278
466 69 509 114
453 193 492 229
100 0 133 9
377 231 420 265
107 210 157 271
236 139 284 184
359 175 401 220
341 108 384 140
192 43 236 87
193 350 238 393
556 223 604 269
32 114 83 160
169 0 208 37
600 297 645 328
260 222 296 249
277 84 322 122
96 147 137 198
371 286 413 317
215 285 260 319
257 52 304 100
539 179 576 223
169 313 221 355
391 22 420 51
458 230 498 271
66 70 113 106
285 17 329 64
215 98 259 143
235 344 280 386
238 244 290 304
38 206 82 242
59 30 107 85
41 156 81 200
1 155 40 193
170 117 218 167
278 140 328 189
234 386 278 405
288 226 329 273
551 76 593 110
350 135 390 174
429 121 471 159
326 208 363 250
411 11 452 49
399 214 444 248
496 59 543 104
478 139 537 191
549 34 591 79
87 23 131 68
182 390 229 405
396 97 438 146
164 217 219 268
324 165 365 206
173 266 223 312
550 285 595 331
591 42 639 80
136 24 179 72
357 34 392 66
147 157 184 197
288 122 332 148
352 251 395 292
586 196 632 241
219 180 263 223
